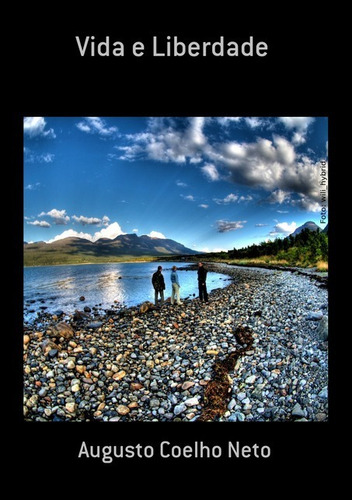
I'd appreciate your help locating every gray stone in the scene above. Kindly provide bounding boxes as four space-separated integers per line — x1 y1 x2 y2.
228 398 236 410
168 394 178 405
227 414 237 422
292 402 305 418
315 316 328 341
318 386 328 399
149 398 160 408
252 386 265 400
184 397 199 407
150 380 158 391
174 403 187 416
87 322 103 329
306 311 324 321
23 260 329 424
234 411 245 422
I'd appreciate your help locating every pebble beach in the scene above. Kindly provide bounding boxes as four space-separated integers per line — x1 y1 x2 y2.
23 263 328 422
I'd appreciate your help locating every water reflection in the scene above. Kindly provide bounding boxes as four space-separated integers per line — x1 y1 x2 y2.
54 277 75 289
97 271 120 289
24 262 230 323
96 271 128 305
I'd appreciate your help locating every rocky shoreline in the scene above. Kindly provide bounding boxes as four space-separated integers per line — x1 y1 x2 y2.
23 263 328 422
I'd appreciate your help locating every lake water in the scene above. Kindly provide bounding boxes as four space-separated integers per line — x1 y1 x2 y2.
23 261 230 324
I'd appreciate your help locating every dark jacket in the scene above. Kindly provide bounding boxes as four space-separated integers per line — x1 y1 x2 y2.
152 270 165 291
197 266 207 283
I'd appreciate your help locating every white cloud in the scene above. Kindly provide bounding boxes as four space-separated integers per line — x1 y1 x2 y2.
25 182 41 190
24 117 56 138
132 228 139 233
180 194 195 201
116 117 323 211
46 229 93 243
216 116 268 129
72 214 110 226
278 117 315 145
27 220 51 228
147 231 166 239
244 117 263 128
41 153 55 163
279 117 315 131
255 223 269 227
225 193 241 203
187 117 207 147
292 131 306 145
76 117 118 137
214 193 253 204
215 137 324 207
291 196 321 212
39 209 70 225
201 163 220 181
24 148 55 163
206 135 299 193
216 220 247 233
176 180 188 187
116 117 207 164
112 145 143 161
239 195 253 202
46 222 125 244
93 222 125 240
214 193 238 204
198 204 209 209
270 221 297 237
216 117 242 126
276 221 297 233
267 189 291 204
72 215 101 225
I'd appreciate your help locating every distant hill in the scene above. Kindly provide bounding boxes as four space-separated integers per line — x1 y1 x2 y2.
291 221 321 236
222 219 328 268
23 233 200 266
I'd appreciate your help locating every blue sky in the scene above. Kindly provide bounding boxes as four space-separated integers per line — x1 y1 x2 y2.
24 116 328 252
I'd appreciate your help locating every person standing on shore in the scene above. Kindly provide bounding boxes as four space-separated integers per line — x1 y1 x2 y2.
170 265 182 305
197 262 208 302
152 265 165 306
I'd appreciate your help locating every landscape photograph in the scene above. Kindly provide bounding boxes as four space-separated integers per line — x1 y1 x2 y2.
23 116 328 423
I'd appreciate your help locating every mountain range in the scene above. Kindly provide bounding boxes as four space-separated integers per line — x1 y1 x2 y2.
291 220 328 236
24 221 328 266
24 233 200 266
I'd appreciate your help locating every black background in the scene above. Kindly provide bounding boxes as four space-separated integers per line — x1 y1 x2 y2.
6 4 344 489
